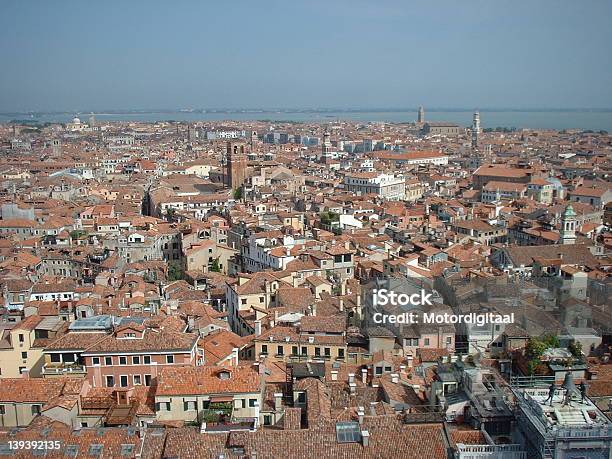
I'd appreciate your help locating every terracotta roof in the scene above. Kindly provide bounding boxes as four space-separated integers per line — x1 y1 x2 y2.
156 364 261 396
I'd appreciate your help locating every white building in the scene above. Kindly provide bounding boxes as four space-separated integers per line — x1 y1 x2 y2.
343 172 405 200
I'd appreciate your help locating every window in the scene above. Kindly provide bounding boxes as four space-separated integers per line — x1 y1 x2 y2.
446 336 452 345
119 356 127 365
183 401 196 411
338 349 345 359
50 354 61 363
249 399 256 407
166 355 174 364
297 392 306 403
133 375 142 385
143 355 151 364
292 346 298 355
120 375 128 387
92 357 100 366
241 299 247 305
301 346 307 355
0 405 5 415
324 348 330 357
144 375 152 386
18 334 24 343
106 376 115 387
375 367 383 376
277 345 284 356
315 347 321 356
384 366 392 372
155 402 170 411
105 356 113 366
263 415 272 426
261 345 268 355
132 356 140 365
21 351 27 359
424 338 430 346
31 405 41 415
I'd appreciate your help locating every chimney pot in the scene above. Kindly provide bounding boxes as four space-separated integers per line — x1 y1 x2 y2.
361 430 370 447
273 392 283 411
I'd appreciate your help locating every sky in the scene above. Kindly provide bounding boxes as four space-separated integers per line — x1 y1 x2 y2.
1 0 611 112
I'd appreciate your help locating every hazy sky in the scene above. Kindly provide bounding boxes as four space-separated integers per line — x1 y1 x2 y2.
1 0 611 111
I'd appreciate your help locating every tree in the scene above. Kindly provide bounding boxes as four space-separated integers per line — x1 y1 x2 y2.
568 340 583 358
233 187 243 200
320 211 339 226
165 207 176 222
542 334 560 349
526 337 547 361
210 258 221 273
167 262 185 281
69 230 87 240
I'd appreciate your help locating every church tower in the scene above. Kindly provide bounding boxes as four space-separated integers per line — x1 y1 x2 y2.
560 203 577 245
226 141 247 190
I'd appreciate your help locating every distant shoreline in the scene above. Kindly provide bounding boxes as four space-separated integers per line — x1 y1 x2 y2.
2 108 612 131
2 107 612 117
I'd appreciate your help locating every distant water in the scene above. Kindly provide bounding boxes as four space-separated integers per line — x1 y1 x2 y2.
1 110 612 132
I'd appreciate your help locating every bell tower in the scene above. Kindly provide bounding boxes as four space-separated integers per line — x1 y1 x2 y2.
560 203 577 245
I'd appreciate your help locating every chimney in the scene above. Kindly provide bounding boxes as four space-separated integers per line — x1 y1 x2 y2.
407 355 413 368
254 320 262 337
348 373 355 385
361 430 370 447
340 282 346 295
311 303 317 316
391 373 399 384
399 364 406 374
357 406 365 424
361 368 367 384
349 382 357 394
232 347 239 366
331 370 338 381
274 392 283 412
339 299 344 312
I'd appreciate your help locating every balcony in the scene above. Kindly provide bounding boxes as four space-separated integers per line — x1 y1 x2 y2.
200 401 233 423
42 362 87 376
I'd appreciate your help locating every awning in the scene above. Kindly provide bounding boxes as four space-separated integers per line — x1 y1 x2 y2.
210 396 234 403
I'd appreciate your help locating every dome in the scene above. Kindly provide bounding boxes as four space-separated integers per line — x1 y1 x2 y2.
72 117 81 124
563 203 577 218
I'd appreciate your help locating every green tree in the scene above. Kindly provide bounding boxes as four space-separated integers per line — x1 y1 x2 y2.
165 207 176 222
167 262 185 281
542 334 560 348
69 230 87 239
233 187 243 200
210 258 221 273
526 337 547 361
320 211 339 226
568 340 583 358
